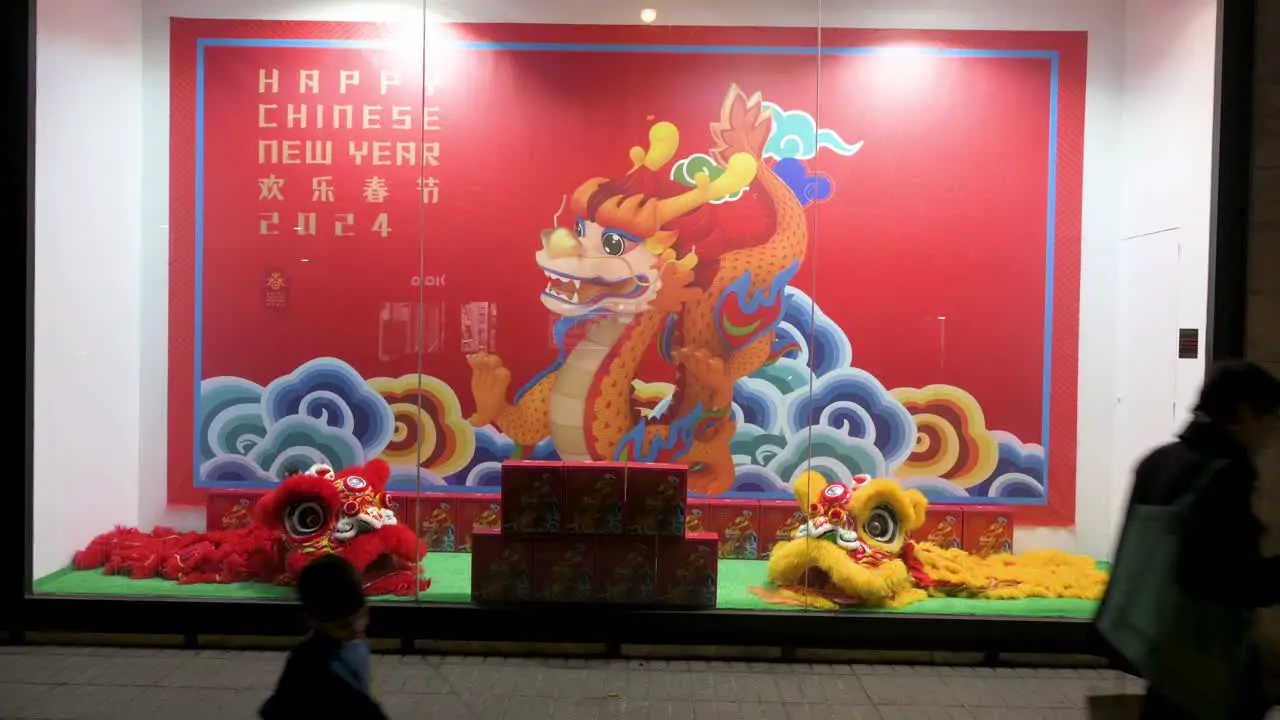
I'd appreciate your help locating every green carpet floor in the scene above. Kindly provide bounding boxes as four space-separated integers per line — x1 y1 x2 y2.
34 555 1099 618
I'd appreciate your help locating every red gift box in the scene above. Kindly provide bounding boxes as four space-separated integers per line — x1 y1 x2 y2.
657 531 718 608
758 499 806 559
685 500 711 534
415 494 458 553
623 463 687 536
206 492 264 531
500 460 564 534
962 506 1014 557
563 462 625 535
910 504 964 550
532 538 596 602
457 496 502 553
597 537 657 604
706 499 760 559
470 528 532 603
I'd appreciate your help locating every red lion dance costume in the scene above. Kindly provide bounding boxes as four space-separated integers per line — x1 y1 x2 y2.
73 460 429 597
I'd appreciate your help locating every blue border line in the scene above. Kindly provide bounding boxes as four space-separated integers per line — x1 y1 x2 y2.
192 39 1060 505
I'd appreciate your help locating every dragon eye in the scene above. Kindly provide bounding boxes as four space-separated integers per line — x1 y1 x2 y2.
343 476 367 491
601 231 628 256
862 506 899 544
574 218 586 238
285 502 326 538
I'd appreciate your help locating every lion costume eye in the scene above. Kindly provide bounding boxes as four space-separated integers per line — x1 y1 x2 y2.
862 506 899 544
285 502 326 538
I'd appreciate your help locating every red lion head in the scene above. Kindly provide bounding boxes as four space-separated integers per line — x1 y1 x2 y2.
257 459 428 595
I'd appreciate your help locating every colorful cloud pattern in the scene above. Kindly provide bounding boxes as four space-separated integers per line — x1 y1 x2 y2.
723 286 1046 501
671 105 850 209
196 358 477 491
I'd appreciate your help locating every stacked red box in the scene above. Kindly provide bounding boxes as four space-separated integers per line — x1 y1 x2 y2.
910 504 964 550
500 460 564 534
758 499 806 559
656 531 718 608
415 494 458 553
564 462 624 534
205 491 266 531
533 538 596 602
597 537 657 604
457 497 502 552
706 499 760 560
962 506 1014 557
685 500 711 534
471 528 533 603
623 463 686 536
474 461 715 609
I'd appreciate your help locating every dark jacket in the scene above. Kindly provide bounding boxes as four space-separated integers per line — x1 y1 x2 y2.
260 633 388 720
1128 419 1280 608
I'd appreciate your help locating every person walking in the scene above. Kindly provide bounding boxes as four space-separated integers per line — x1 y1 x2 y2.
1098 361 1280 719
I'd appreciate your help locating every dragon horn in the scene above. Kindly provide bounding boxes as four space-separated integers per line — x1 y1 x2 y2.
655 152 757 225
629 121 680 174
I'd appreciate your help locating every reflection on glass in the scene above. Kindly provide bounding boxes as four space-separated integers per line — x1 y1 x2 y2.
32 0 1148 627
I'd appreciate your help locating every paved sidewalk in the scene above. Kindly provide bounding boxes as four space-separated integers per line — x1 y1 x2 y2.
0 644 1158 719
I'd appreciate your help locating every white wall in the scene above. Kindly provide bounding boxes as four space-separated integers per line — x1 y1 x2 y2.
1097 0 1220 559
33 0 146 578
31 0 1219 575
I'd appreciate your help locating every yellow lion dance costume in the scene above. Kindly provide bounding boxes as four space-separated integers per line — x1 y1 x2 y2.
752 472 1107 610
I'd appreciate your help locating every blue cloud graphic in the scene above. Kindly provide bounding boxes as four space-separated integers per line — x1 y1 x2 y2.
730 424 789 468
727 465 792 494
199 454 276 484
898 476 971 501
197 377 267 464
386 464 446 492
262 358 394 457
466 462 504 488
746 359 812 396
784 368 915 469
969 430 1047 499
447 426 557 490
762 102 863 161
772 287 854 377
452 425 513 488
988 473 1046 500
246 415 366 479
768 425 888 487
732 377 787 434
774 158 833 207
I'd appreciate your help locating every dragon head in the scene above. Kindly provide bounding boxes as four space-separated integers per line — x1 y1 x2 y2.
537 121 757 318
256 459 399 548
764 471 931 607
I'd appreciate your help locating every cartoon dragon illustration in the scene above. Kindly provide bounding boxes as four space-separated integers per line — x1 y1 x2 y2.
466 85 806 494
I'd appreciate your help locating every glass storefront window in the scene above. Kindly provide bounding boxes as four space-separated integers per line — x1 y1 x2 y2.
30 0 1223 626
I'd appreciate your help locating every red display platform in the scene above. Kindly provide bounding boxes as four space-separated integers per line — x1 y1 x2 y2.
470 461 716 608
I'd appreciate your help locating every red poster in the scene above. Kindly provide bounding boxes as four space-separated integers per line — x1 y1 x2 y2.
169 20 1084 526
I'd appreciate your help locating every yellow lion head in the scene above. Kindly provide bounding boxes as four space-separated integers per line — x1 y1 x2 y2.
759 470 1109 610
764 471 932 609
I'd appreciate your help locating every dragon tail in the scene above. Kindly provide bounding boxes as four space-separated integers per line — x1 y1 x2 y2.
709 84 773 165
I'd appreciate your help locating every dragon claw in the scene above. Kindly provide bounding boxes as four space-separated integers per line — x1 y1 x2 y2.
673 347 734 409
467 352 511 427
651 261 700 313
